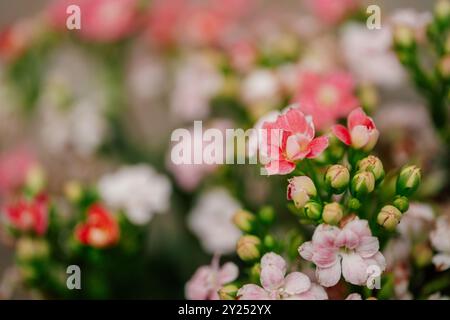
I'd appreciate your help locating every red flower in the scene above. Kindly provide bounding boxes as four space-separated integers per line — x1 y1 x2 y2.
261 108 329 175
294 71 359 131
332 108 379 152
4 194 48 236
75 204 120 249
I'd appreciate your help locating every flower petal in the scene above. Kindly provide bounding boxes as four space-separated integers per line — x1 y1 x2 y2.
219 262 239 284
347 107 367 130
332 124 351 145
298 241 314 261
350 125 370 149
312 247 339 268
261 252 287 274
306 135 329 159
264 160 295 175
284 272 311 295
432 254 450 271
356 236 380 258
341 252 368 286
237 284 270 300
261 265 284 291
346 293 363 300
316 259 342 287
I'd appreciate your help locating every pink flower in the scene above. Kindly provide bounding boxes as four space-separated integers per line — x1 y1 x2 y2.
186 256 238 300
294 71 359 131
237 252 328 300
299 219 386 287
261 107 329 175
0 147 37 198
48 0 138 42
306 0 359 25
332 108 379 152
430 214 450 271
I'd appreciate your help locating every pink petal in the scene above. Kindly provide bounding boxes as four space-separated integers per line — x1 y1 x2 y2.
332 124 351 145
432 254 450 271
350 125 370 149
312 224 340 248
312 247 339 268
264 160 295 175
298 241 314 261
285 108 308 134
341 252 368 286
344 219 372 238
306 135 329 159
219 262 239 284
284 272 311 295
346 293 363 300
364 251 386 272
261 265 285 291
335 229 360 250
347 107 367 130
237 284 271 300
316 259 342 287
356 236 380 258
261 252 287 274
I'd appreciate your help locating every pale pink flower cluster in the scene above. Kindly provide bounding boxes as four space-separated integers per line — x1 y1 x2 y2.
299 218 386 287
237 252 328 300
430 214 450 271
186 256 238 300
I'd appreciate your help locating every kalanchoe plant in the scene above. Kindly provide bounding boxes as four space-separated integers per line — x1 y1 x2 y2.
198 106 423 300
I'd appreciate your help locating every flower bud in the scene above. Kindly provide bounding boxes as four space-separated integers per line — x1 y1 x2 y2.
237 235 261 261
219 284 239 300
348 198 361 211
287 176 317 209
322 202 343 225
435 0 450 22
377 205 402 231
396 165 421 196
233 209 255 232
263 234 276 251
358 155 385 183
303 201 323 221
26 165 45 194
325 165 350 193
438 55 450 79
393 25 415 49
351 172 375 198
258 206 275 225
64 181 82 203
16 237 49 261
393 196 409 213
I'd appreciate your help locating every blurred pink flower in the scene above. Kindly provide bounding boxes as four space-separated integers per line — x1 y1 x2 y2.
0 147 36 197
345 293 362 300
4 194 48 236
332 107 379 152
261 107 329 175
295 71 359 131
48 0 138 42
299 219 386 287
237 252 328 300
186 256 238 300
306 0 359 25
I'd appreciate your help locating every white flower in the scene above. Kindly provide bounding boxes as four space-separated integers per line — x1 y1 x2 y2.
170 54 223 122
430 214 450 271
98 165 172 225
188 188 241 254
397 202 435 240
240 69 281 106
340 23 405 87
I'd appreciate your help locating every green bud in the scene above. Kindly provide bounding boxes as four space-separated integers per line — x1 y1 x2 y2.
258 206 275 225
263 234 276 251
233 209 256 232
396 165 421 196
325 165 350 193
250 263 261 283
358 155 385 183
377 205 402 231
218 284 239 300
348 198 361 211
351 171 375 198
322 202 343 225
393 196 409 213
303 201 323 221
237 235 261 261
